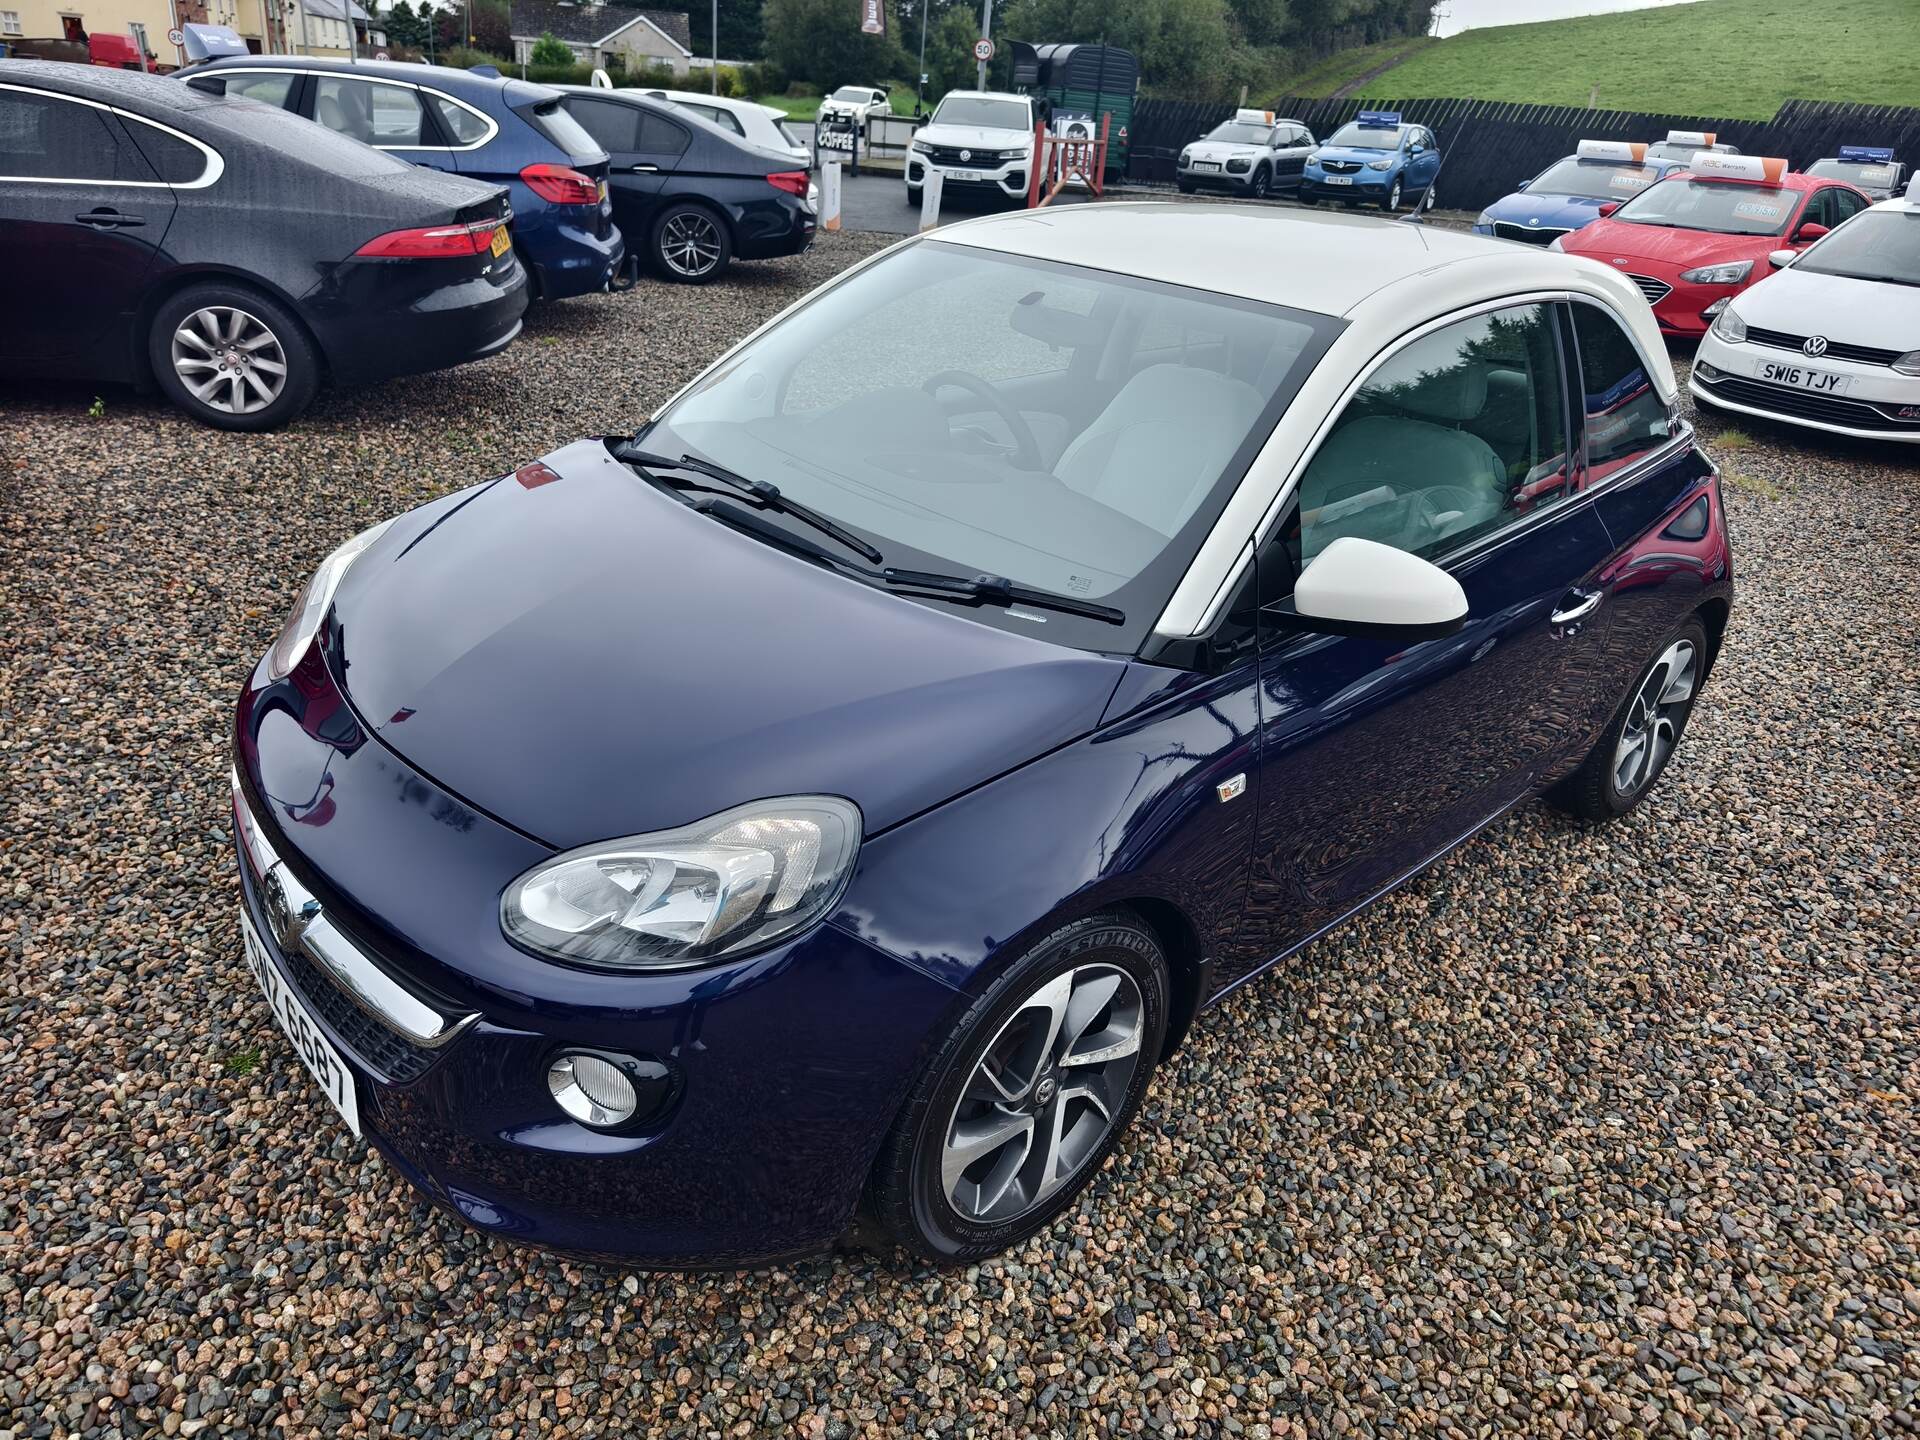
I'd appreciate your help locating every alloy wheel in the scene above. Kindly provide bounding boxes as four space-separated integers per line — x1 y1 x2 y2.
1612 638 1698 797
659 211 723 277
1251 168 1270 199
170 306 287 416
1387 178 1402 210
941 963 1144 1225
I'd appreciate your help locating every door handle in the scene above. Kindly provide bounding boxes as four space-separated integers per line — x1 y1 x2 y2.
76 209 145 228
624 163 659 173
1550 589 1603 625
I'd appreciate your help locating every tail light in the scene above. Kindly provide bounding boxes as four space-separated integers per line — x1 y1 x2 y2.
355 218 504 258
520 163 600 206
766 170 809 198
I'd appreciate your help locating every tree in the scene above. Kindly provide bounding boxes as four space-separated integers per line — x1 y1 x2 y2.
687 2 763 62
763 0 905 90
381 0 430 49
530 30 574 65
434 0 509 58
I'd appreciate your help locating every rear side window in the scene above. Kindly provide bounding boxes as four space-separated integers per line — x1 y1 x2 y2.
564 97 637 153
314 76 428 147
637 111 690 155
122 117 211 184
428 93 491 145
525 98 605 160
0 88 156 183
693 105 743 136
1572 301 1673 480
199 71 296 108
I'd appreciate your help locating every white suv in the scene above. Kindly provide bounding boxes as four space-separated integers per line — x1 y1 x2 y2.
818 84 891 146
907 90 1038 205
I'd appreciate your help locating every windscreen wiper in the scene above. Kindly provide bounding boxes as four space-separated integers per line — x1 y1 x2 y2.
662 493 1126 627
615 445 882 563
880 567 1126 625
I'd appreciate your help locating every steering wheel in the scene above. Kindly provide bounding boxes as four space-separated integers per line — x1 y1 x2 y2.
921 370 1044 471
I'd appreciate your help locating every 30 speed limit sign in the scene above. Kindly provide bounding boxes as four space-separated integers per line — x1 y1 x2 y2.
972 37 994 63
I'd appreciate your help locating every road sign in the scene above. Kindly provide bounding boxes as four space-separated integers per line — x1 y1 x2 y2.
972 37 994 62
166 26 183 45
375 49 388 59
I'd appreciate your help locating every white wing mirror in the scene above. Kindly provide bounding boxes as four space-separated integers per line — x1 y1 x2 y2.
1767 248 1797 269
1270 537 1468 639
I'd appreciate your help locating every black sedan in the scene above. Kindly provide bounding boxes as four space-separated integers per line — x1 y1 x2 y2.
0 60 527 430
557 86 815 284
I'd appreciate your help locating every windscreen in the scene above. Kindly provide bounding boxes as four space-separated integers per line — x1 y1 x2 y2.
1806 158 1900 191
643 240 1335 649
831 86 873 102
1793 208 1920 287
1531 157 1661 200
1613 178 1797 236
1204 121 1272 145
932 96 1029 130
1326 122 1405 149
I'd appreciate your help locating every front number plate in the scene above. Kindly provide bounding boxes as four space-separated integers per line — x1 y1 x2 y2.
1323 175 1354 186
1759 361 1848 395
242 906 361 1138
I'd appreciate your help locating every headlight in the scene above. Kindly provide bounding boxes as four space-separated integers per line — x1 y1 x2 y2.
1226 158 1250 174
1368 158 1394 171
1475 210 1494 227
502 796 862 970
1179 148 1192 165
1547 236 1566 252
1680 260 1753 285
1306 150 1321 164
265 518 394 681
911 138 932 154
1711 305 1748 343
1892 350 1920 376
996 148 1026 161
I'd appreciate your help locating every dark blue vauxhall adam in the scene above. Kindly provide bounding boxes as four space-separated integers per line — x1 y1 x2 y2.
233 206 1733 1267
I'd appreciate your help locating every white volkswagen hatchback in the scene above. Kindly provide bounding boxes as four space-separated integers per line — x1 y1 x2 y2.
1693 187 1920 443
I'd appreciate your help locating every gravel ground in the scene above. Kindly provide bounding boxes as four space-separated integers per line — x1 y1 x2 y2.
3 228 1917 1440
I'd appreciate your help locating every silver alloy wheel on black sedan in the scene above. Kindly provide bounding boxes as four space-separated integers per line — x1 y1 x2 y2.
652 202 732 283
1612 637 1698 799
941 962 1144 1224
170 306 288 417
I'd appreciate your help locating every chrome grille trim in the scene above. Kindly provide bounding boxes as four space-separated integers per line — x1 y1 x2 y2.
1627 273 1672 305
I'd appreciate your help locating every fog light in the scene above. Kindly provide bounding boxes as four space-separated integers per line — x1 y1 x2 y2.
1695 361 1721 380
1702 297 1730 319
548 1052 638 1128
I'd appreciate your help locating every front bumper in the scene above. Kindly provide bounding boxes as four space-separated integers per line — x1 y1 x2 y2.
1642 274 1748 338
1300 172 1392 201
1177 163 1259 192
231 643 960 1266
906 154 1028 198
1691 333 1920 443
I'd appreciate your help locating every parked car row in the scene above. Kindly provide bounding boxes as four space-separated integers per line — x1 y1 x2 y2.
1178 109 1441 213
0 52 819 428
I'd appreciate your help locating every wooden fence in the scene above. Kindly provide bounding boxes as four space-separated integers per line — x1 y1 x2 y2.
1127 95 1920 211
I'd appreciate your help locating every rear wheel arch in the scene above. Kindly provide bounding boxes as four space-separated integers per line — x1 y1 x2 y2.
1694 596 1731 681
133 267 329 386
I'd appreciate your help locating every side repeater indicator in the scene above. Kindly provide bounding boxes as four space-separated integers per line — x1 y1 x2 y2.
1217 773 1247 803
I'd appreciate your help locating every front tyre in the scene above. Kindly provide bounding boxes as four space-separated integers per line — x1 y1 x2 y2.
1249 166 1271 199
149 282 319 432
869 912 1168 1263
651 201 732 284
1548 617 1709 822
1380 176 1403 211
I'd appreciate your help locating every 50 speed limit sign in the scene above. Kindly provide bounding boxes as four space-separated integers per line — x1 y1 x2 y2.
972 37 994 63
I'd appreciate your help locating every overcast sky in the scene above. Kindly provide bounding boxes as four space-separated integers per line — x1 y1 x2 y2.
1434 0 1703 38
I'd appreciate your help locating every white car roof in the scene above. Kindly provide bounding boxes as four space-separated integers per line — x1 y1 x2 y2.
934 201 1664 335
648 87 784 122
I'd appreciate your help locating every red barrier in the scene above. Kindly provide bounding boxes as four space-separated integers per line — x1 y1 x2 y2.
1027 113 1111 208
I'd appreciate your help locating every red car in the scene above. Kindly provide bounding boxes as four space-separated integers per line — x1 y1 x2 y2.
1558 155 1873 338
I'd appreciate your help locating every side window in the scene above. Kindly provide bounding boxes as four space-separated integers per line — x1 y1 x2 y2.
214 71 296 108
637 111 690 156
313 77 427 147
1832 188 1868 223
567 98 639 153
1571 301 1673 481
0 89 155 183
428 94 490 146
1291 304 1570 567
122 117 211 184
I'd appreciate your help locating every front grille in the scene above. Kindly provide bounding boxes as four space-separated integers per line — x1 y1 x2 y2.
922 144 999 168
1493 222 1569 246
1320 159 1362 174
1627 274 1672 305
1745 326 1903 367
1695 371 1920 431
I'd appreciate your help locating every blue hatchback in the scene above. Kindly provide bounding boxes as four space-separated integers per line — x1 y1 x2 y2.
230 207 1731 1268
1300 111 1441 211
1475 139 1687 249
182 57 623 300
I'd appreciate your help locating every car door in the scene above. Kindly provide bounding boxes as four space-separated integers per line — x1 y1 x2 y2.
568 97 683 245
1275 125 1313 189
1230 301 1618 981
1409 126 1440 193
0 83 178 367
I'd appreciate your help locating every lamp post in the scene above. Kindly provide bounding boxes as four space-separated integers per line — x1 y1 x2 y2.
916 0 927 112
975 0 991 89
710 0 717 93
